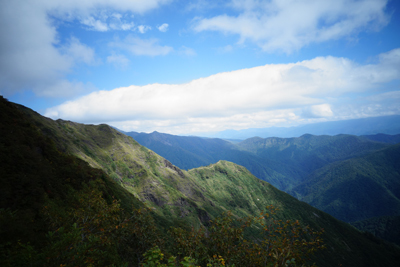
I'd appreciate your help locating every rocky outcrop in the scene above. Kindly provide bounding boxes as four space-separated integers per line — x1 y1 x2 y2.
164 159 185 178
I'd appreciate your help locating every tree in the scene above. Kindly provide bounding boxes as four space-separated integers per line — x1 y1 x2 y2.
167 205 325 267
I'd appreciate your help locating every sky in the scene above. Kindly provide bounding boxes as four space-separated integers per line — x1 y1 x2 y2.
1 0 400 135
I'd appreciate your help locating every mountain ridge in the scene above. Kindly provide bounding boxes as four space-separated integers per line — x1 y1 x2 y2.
200 115 400 140
122 128 400 242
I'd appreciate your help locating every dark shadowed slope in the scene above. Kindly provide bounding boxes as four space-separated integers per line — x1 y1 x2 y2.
290 144 400 223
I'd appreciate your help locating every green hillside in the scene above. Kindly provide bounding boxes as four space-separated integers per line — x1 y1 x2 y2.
126 130 400 241
125 131 304 191
1 96 400 266
290 144 400 223
351 215 400 246
126 131 392 193
236 134 388 180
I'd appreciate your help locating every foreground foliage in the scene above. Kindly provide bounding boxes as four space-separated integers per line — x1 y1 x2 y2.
167 205 324 267
1 182 324 266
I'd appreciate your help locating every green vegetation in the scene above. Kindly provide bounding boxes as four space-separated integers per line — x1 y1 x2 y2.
290 144 400 223
124 130 400 244
351 215 400 246
1 96 400 266
1 187 324 267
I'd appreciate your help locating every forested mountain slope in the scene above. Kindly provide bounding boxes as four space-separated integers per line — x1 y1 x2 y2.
125 131 393 193
125 130 300 191
236 134 389 177
123 129 400 246
2 96 400 266
290 143 400 223
351 215 400 246
361 133 400 144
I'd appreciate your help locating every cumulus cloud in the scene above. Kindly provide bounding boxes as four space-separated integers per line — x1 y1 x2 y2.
81 16 109 31
138 25 152 33
0 0 170 97
45 48 400 134
302 104 333 118
110 35 173 56
158 23 169 32
193 0 390 53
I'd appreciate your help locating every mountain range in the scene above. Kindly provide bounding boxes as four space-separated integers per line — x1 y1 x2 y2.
1 96 400 266
200 115 400 140
123 129 400 240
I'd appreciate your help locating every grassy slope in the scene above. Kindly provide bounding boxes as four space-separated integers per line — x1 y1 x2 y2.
3 98 400 266
126 131 235 169
16 103 223 229
290 144 400 223
188 161 400 267
0 97 143 247
125 131 303 191
125 131 392 194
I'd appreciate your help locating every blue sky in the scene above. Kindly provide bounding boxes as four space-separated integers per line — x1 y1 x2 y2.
1 0 400 135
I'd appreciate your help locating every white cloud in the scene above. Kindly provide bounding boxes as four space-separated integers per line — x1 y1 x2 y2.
138 25 152 33
0 0 170 97
107 52 130 69
81 16 109 31
109 12 135 31
63 37 98 65
110 35 173 56
193 0 390 53
73 11 137 32
158 23 169 32
45 48 400 134
302 104 333 118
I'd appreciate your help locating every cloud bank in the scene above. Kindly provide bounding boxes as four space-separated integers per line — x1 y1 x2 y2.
45 48 400 135
193 0 390 53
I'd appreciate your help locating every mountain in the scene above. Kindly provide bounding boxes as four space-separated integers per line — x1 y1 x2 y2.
351 215 400 246
290 143 400 223
0 96 144 249
126 131 237 170
236 134 390 187
125 131 300 191
204 115 400 140
122 130 400 243
2 96 400 266
124 131 393 193
361 133 400 144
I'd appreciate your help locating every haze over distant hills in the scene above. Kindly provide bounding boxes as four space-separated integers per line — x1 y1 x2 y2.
198 115 400 140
